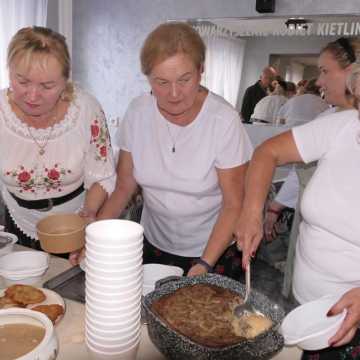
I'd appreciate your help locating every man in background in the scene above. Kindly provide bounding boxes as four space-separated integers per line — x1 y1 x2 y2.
240 66 277 123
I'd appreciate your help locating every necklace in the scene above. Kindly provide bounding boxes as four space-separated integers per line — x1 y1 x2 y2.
165 121 182 153
24 107 59 156
27 124 55 156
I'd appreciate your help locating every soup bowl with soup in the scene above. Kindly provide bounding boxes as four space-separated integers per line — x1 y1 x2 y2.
0 308 58 360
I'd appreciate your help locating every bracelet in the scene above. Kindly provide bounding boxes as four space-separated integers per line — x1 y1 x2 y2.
267 208 281 215
195 257 214 273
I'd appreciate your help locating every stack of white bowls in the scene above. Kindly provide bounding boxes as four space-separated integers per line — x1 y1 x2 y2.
85 219 143 360
0 250 49 286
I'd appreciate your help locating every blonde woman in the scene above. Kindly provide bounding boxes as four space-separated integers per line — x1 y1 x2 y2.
0 27 115 258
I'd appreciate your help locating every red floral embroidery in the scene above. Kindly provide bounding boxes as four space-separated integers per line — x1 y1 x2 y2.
18 171 31 183
91 123 100 138
48 168 60 180
90 113 111 162
5 164 72 193
100 146 107 157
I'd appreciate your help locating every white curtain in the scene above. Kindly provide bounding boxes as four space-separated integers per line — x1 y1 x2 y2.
0 0 48 88
196 25 246 108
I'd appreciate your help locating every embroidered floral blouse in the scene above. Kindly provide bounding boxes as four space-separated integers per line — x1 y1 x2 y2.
0 86 116 239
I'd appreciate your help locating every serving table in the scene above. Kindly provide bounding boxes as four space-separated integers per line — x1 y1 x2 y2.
0 245 302 359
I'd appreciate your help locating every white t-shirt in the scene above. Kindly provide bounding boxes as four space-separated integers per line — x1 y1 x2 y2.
291 109 360 303
251 95 287 124
0 86 116 239
120 92 253 257
277 94 329 126
274 107 336 208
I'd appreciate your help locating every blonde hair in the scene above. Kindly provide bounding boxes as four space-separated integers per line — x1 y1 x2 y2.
140 22 205 75
321 37 360 69
7 26 73 100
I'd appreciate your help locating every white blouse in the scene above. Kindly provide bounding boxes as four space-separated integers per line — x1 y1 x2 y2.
0 86 116 239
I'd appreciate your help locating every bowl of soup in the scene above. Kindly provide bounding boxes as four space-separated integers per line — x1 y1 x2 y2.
0 307 58 360
37 213 86 253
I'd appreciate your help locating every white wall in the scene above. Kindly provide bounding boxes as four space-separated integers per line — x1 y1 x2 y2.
72 0 360 127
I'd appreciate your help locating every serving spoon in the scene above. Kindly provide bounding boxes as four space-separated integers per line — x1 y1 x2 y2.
234 260 256 317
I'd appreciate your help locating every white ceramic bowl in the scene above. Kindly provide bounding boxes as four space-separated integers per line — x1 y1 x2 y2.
86 299 141 322
86 325 140 346
0 308 58 360
85 286 142 306
86 313 141 332
86 331 140 353
85 260 142 277
85 318 140 337
85 294 141 314
86 338 139 360
85 238 143 253
0 251 49 279
0 231 18 257
280 294 347 350
86 220 144 246
142 263 184 295
3 274 46 287
86 252 143 269
86 276 142 293
85 247 143 263
86 269 142 287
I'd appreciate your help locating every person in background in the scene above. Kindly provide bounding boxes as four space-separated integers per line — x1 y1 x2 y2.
240 66 277 123
296 79 308 96
285 81 297 98
98 22 253 279
250 79 287 124
236 38 360 359
276 78 329 126
0 27 115 259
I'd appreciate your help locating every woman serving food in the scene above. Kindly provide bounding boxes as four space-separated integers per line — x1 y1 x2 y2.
98 22 253 278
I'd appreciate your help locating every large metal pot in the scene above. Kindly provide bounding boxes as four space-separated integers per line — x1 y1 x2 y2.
142 273 285 360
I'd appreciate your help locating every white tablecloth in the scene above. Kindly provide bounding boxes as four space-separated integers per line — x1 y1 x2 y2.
0 246 302 359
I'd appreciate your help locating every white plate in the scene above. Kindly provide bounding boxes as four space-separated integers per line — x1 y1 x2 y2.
0 287 66 325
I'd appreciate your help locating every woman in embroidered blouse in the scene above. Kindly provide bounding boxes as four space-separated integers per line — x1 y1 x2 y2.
0 26 115 258
98 22 253 279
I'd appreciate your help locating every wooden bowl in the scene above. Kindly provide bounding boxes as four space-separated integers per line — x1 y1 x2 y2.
37 213 86 253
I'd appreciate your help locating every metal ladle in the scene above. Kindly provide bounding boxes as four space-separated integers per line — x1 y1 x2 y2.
234 261 256 317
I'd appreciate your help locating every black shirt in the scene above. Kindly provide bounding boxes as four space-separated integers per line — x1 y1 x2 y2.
240 81 267 122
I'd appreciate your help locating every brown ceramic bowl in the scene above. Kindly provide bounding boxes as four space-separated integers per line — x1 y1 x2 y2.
37 213 86 253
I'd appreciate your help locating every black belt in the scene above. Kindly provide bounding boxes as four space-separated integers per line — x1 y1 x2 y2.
9 184 85 211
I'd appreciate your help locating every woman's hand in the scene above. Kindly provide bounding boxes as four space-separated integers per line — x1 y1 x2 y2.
187 263 208 277
68 247 85 266
235 210 263 269
78 207 96 225
327 287 360 347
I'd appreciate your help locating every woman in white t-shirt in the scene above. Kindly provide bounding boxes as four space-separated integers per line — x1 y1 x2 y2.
99 22 253 279
236 38 360 359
